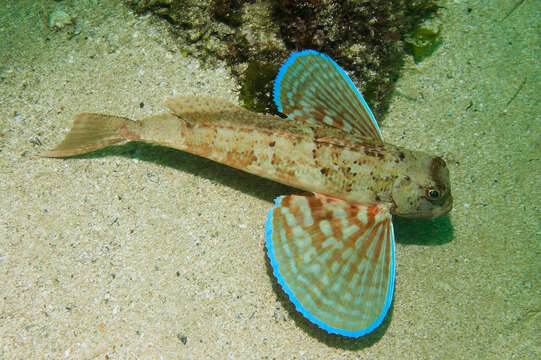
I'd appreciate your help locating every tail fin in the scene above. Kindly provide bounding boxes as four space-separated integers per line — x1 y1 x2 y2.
42 113 135 157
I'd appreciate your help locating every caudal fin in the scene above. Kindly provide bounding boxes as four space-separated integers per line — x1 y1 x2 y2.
42 113 136 157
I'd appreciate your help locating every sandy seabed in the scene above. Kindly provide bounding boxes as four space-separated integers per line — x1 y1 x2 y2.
0 0 539 358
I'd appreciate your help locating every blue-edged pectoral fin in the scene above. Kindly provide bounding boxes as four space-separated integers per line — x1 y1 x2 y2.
265 194 395 337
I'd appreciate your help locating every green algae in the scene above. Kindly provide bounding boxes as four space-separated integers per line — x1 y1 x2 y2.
405 23 443 63
239 61 279 114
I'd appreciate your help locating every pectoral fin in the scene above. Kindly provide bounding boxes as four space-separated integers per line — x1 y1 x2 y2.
265 194 395 337
274 50 384 142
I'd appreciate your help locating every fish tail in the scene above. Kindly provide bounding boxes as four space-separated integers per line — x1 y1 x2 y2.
42 113 139 157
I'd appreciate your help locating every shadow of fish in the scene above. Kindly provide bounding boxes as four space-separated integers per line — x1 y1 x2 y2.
43 50 452 338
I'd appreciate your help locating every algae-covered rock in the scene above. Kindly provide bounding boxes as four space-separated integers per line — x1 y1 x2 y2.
125 0 444 118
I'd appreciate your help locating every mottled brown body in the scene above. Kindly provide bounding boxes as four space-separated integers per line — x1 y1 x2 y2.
134 111 399 203
134 97 449 217
44 96 451 218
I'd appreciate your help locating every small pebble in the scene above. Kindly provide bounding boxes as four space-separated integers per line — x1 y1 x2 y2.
147 172 159 183
49 10 74 30
177 333 187 345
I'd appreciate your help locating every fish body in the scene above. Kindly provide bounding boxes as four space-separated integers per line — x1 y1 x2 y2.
46 97 450 218
44 50 452 337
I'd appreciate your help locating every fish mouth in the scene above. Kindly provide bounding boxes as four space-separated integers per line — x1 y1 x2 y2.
433 194 453 218
390 192 453 219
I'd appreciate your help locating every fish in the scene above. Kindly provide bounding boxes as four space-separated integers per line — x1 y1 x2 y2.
43 50 453 338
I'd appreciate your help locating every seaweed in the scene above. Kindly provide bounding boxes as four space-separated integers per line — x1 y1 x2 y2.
404 23 443 63
239 60 279 114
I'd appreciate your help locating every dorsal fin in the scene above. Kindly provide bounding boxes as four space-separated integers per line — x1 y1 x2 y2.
163 95 254 123
274 50 384 143
163 94 367 142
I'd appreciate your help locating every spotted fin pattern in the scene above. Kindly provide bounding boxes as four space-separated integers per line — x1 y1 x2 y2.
274 50 383 142
266 194 395 337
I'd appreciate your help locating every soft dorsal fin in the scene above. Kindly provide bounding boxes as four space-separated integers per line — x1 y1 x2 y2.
164 95 254 123
163 94 363 141
274 50 384 143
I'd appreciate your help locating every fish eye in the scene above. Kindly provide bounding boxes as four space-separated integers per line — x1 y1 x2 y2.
425 188 441 200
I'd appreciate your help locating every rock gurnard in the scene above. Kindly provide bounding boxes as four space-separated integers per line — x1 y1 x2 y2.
43 50 452 337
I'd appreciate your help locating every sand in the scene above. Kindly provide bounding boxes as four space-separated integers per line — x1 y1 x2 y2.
0 0 539 358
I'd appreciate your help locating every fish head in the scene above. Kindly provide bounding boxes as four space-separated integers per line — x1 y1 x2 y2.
391 155 453 218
